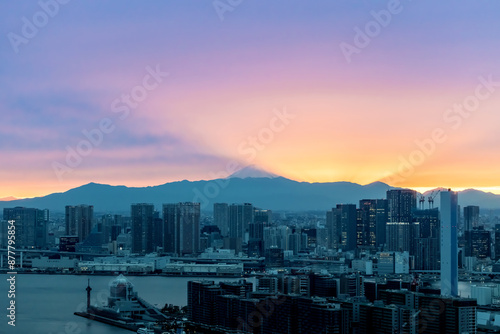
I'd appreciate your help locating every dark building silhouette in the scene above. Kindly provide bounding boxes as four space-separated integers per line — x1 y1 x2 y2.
4 207 47 248
163 202 200 256
412 208 440 270
65 205 93 244
326 209 338 250
464 205 480 232
187 278 476 334
296 297 347 334
213 203 229 237
386 189 416 252
327 204 357 251
379 290 476 334
358 199 388 248
309 274 338 298
248 210 269 257
188 279 253 328
131 203 154 254
465 226 491 259
59 235 79 252
265 247 284 267
495 224 500 260
229 203 254 240
110 225 122 242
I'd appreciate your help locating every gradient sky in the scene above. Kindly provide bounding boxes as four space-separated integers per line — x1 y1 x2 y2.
2 0 500 198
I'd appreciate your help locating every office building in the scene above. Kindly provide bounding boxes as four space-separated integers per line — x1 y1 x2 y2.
412 208 440 270
386 189 416 252
464 205 480 232
327 204 357 251
465 226 491 259
326 209 338 250
440 189 458 297
358 199 388 248
495 224 500 260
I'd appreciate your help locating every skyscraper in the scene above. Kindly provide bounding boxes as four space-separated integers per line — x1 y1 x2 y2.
495 224 500 260
412 208 440 270
326 209 338 250
131 203 154 254
358 199 388 248
213 203 229 237
331 204 357 251
464 205 480 232
4 207 47 248
440 190 458 297
386 189 416 252
163 202 200 256
228 203 254 240
65 205 94 243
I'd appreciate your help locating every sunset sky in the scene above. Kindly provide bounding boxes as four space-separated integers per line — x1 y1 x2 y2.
2 1 500 199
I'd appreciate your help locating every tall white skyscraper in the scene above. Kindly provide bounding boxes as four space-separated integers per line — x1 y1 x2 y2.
440 189 458 297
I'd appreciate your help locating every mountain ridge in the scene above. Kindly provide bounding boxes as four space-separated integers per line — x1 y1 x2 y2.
1 177 499 214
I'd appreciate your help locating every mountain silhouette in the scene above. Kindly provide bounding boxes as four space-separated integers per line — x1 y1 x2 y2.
0 177 499 214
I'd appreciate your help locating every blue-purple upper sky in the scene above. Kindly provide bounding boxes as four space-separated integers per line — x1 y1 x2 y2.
2 1 500 198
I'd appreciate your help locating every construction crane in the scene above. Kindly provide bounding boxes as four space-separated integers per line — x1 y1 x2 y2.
428 189 441 209
419 195 426 210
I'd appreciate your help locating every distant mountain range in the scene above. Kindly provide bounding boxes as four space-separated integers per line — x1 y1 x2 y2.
1 166 499 214
0 196 17 201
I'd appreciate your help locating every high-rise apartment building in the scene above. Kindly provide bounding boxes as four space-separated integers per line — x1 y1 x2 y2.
131 203 154 254
213 203 229 237
163 202 200 256
228 203 254 240
4 207 47 248
65 205 94 243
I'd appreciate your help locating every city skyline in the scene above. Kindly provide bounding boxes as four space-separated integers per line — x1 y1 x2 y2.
2 1 500 199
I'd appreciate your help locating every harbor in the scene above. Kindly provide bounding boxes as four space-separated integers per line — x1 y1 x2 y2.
74 275 187 333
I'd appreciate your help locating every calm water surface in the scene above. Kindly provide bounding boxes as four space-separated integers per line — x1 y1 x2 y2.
0 274 255 334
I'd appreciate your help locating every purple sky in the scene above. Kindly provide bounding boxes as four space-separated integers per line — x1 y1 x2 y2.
2 1 500 198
